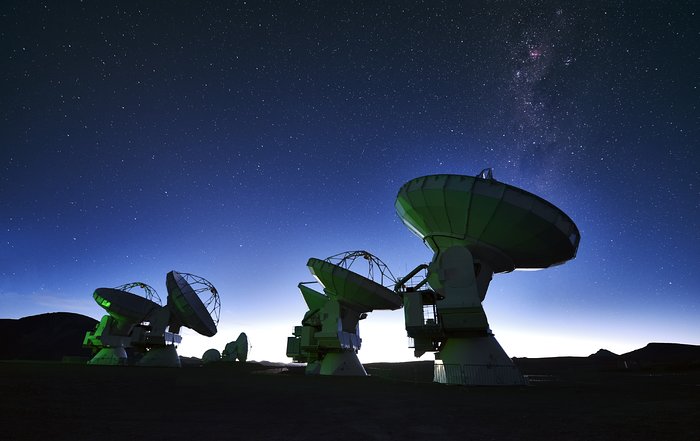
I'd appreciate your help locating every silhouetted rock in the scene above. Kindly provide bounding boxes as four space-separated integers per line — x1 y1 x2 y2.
0 312 98 361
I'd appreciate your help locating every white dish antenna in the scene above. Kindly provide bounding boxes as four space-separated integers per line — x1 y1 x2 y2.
236 332 249 362
85 284 163 366
222 332 249 362
286 251 402 376
83 272 222 367
395 172 580 385
166 271 220 337
93 288 160 326
309 252 403 312
201 348 222 364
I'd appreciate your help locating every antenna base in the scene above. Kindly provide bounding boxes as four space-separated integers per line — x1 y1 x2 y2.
87 347 128 366
319 351 367 376
138 345 181 368
434 336 527 385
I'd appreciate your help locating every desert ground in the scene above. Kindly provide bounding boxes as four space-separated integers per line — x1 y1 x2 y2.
1 360 698 441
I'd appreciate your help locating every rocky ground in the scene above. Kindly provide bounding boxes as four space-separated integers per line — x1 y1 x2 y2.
1 360 698 441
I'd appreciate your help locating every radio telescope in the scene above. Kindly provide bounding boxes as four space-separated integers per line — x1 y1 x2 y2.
201 332 250 364
222 332 249 362
83 271 221 367
201 348 222 364
394 171 580 385
83 283 162 365
286 251 403 376
165 271 220 337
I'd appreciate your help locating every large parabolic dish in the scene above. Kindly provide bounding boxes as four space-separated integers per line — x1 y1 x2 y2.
307 257 402 312
93 288 160 325
395 172 581 385
395 174 580 273
166 271 218 337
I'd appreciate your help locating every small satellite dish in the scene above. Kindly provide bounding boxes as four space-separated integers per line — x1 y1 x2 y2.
395 172 580 385
166 271 220 337
201 348 221 364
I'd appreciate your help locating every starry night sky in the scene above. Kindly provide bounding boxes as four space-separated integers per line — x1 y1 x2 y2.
2 1 698 362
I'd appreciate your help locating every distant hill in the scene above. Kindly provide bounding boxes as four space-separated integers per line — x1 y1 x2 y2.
2 313 699 371
0 312 97 361
589 349 619 358
508 343 700 377
620 342 700 364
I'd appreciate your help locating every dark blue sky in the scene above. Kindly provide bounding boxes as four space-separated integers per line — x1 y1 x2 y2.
1 1 697 362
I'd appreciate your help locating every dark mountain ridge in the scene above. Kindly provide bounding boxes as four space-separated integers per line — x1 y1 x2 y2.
1 313 699 368
620 342 700 363
0 312 97 360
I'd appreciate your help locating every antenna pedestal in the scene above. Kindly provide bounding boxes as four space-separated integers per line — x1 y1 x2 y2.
434 335 527 385
320 351 367 376
138 345 181 367
88 347 127 365
404 246 528 385
305 361 321 375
